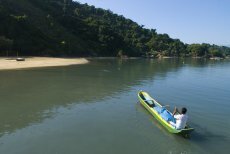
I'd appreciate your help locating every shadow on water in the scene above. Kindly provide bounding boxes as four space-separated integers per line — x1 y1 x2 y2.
188 122 228 142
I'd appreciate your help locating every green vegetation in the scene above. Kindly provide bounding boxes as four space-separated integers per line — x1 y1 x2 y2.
0 0 229 57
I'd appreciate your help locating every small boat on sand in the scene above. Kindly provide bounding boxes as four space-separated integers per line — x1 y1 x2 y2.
138 91 194 135
16 57 25 61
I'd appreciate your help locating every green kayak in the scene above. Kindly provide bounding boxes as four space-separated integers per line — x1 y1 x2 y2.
138 91 194 135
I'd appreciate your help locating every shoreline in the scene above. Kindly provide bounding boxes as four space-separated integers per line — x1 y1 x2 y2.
0 57 89 70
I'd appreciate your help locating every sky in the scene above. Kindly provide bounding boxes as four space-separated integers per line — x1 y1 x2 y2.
75 0 230 46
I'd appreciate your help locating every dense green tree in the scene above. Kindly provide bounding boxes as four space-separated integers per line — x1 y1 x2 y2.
187 44 208 57
0 0 229 57
0 36 13 56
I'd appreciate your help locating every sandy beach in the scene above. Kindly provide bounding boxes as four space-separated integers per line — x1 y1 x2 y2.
0 57 89 70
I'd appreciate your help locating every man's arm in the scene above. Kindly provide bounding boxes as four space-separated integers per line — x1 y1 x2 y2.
172 107 181 116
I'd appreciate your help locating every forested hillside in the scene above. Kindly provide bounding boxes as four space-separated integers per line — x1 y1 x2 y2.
0 0 229 57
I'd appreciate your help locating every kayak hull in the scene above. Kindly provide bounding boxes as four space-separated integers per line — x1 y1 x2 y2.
138 91 194 135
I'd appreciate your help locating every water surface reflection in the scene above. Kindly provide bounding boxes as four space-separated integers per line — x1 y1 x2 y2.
0 58 229 154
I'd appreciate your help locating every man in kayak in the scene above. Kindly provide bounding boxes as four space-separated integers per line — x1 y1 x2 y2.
169 107 188 129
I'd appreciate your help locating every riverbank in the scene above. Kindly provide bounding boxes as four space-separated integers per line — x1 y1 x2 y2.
0 57 89 70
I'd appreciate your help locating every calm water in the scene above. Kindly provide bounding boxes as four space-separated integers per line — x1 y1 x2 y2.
0 58 230 154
